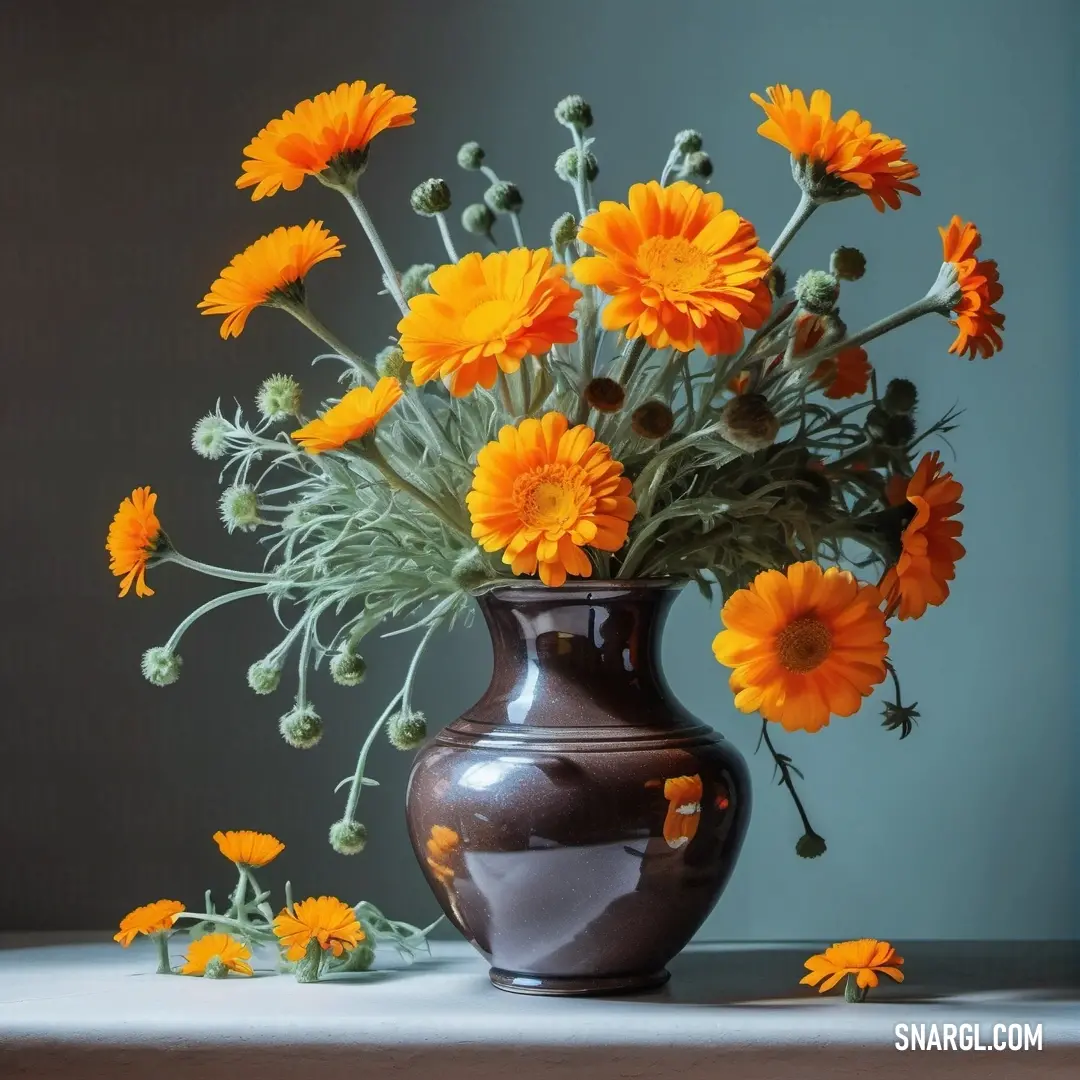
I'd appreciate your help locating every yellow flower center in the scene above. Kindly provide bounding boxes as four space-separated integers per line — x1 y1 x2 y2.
775 615 832 674
637 236 711 292
462 298 515 342
513 465 587 532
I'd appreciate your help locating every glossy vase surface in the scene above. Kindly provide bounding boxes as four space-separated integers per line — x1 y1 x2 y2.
404 580 751 995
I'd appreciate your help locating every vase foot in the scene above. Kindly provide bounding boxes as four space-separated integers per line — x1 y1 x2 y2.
488 966 671 997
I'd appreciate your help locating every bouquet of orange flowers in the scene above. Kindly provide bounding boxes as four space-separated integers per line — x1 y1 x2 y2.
107 80 1001 854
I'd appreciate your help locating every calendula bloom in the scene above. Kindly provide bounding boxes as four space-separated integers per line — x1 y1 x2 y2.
879 452 964 620
237 81 416 199
273 896 364 962
939 217 1004 359
396 248 581 397
792 314 872 399
573 181 772 355
180 933 253 977
800 938 905 994
107 486 162 598
651 775 703 850
290 377 403 453
712 562 889 733
425 824 461 884
212 830 285 868
751 86 920 211
197 221 344 339
114 899 185 947
466 412 636 587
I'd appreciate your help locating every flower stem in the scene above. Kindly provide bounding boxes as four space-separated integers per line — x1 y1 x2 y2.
282 302 376 385
569 127 590 222
175 911 277 941
164 585 270 653
769 190 817 261
614 335 647 386
364 442 471 536
844 973 869 1003
435 213 459 262
343 689 404 823
509 212 525 248
342 190 409 317
759 720 818 838
153 933 173 975
160 551 277 585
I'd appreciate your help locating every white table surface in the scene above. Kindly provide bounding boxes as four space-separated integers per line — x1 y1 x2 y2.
1 934 1077 1078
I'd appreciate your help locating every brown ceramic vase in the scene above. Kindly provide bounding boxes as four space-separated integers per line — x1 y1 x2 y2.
404 580 751 996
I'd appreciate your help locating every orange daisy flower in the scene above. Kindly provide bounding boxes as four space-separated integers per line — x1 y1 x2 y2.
114 899 185 947
649 775 703 850
396 248 581 398
790 314 872 399
751 86 920 212
273 896 364 962
800 938 904 994
466 412 636 587
291 377 402 453
212 830 285 868
573 181 772 356
107 486 162 598
180 933 253 977
425 824 461 884
237 81 416 200
198 221 344 339
712 562 889 733
879 452 964 620
939 217 1004 359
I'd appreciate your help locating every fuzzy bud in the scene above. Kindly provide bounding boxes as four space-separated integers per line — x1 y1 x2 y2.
830 246 867 281
673 129 703 154
451 546 497 591
256 373 302 421
554 94 593 130
142 646 181 687
767 266 787 298
678 151 713 180
329 818 368 855
796 832 827 859
867 406 916 446
882 377 918 416
375 346 405 380
192 413 230 460
388 709 428 751
219 484 262 534
400 263 435 301
456 141 485 170
719 393 780 453
484 181 523 215
247 659 282 695
461 202 495 237
631 401 675 440
550 212 578 252
329 649 367 687
794 270 840 315
554 147 598 184
279 703 323 750
583 377 625 413
410 178 451 217
203 955 229 979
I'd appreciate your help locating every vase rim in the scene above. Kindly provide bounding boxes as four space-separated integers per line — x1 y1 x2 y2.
474 577 686 597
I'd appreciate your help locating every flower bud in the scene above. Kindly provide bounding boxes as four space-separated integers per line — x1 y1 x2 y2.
203 955 229 979
866 406 915 446
388 709 428 751
554 94 593 130
192 413 230 460
329 648 367 687
583 377 625 413
881 377 917 416
400 263 435 301
375 346 405 380
456 141 485 170
484 181 523 215
767 266 787 298
279 703 323 750
673 129 703 154
794 270 840 315
142 646 181 687
631 401 675 440
796 832 827 858
719 393 779 452
550 212 578 252
678 151 713 180
554 147 598 184
461 202 496 237
830 246 866 281
328 818 368 855
409 178 451 217
219 484 262 534
256 373 302 421
247 659 282 695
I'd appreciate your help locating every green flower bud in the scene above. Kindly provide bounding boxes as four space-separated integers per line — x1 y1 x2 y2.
830 246 867 281
192 413 230 460
719 393 779 453
142 646 181 687
375 346 405 380
388 709 428 751
328 818 368 855
794 270 840 315
400 263 435 301
279 703 323 750
203 955 229 979
219 484 262 534
329 649 367 687
882 378 918 416
410 178 451 217
673 129 703 154
456 141 485 170
554 94 593 130
554 147 598 184
796 832 827 859
461 202 496 237
256 373 302 421
550 212 578 252
484 181 523 215
247 659 281 695
679 151 713 180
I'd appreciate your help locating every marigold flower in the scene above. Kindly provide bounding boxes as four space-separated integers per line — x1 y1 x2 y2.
180 933 253 977
751 86 920 212
114 899 185 947
237 81 416 200
466 412 636 587
273 896 364 962
939 217 1004 359
573 181 772 355
106 486 162 598
426 824 461 884
790 313 871 399
800 938 904 994
712 562 889 733
291 377 403 453
879 452 964 620
397 248 581 397
656 775 703 850
212 830 285 868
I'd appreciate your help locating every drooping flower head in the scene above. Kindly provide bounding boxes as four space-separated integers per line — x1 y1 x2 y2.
879 452 964 620
397 248 581 397
794 314 872 399
198 222 343 339
573 181 772 355
712 562 889 733
237 81 416 200
466 412 636 587
212 830 285 868
180 933 253 977
291 377 403 453
938 217 1004 359
114 899 185 947
751 86 920 212
425 824 461 884
107 486 162 598
273 896 365 961
801 939 904 994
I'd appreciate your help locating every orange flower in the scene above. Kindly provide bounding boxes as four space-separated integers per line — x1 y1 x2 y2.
880 452 964 620
425 825 461 884
751 86 920 212
107 486 162 598
712 562 889 733
180 933 253 977
800 938 904 994
237 81 416 200
573 180 772 355
198 221 344 339
729 370 750 395
291 377 402 453
212 830 285 868
655 775 703 850
939 217 1004 359
466 412 636 587
790 313 871 399
396 248 581 397
273 896 364 962
114 899 185 947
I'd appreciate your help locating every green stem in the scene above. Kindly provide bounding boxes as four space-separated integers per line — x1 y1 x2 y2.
844 973 869 1003
509 212 525 247
759 721 816 837
569 127 590 222
364 443 471 536
243 868 277 923
769 190 817 261
175 912 277 940
342 190 409 316
435 213 459 262
164 585 270 653
160 551 276 585
497 370 515 416
153 933 173 975
614 335 647 386
282 302 376 384
343 690 403 822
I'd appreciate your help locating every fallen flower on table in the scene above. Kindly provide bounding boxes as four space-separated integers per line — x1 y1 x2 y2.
800 938 905 1002
180 933 253 978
